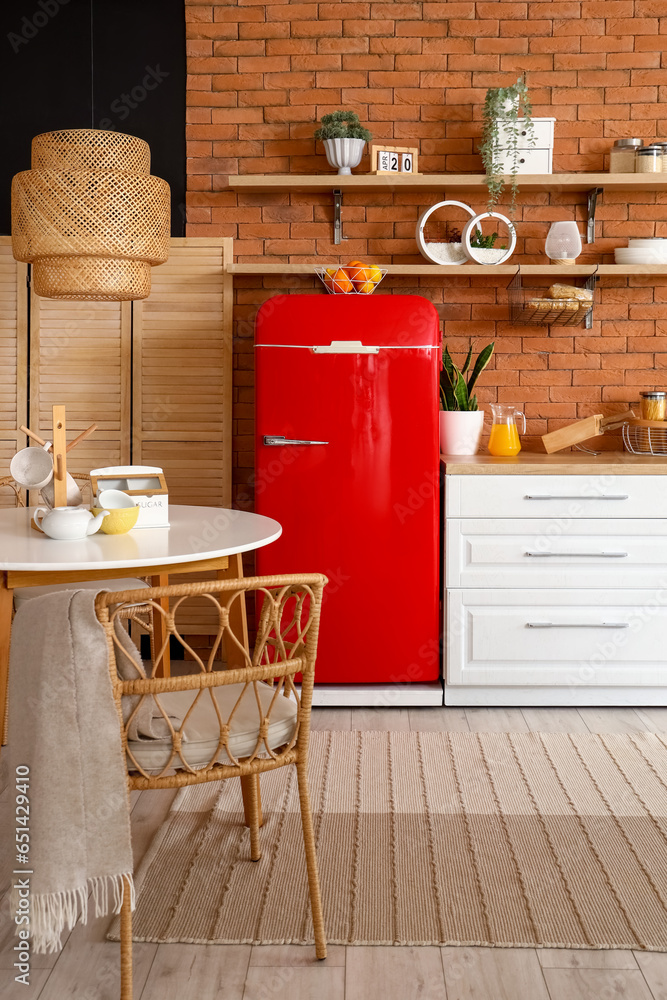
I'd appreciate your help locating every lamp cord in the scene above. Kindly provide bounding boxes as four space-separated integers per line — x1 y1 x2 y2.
90 0 94 128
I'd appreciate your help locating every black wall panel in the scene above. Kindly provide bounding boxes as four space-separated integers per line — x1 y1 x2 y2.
0 0 186 235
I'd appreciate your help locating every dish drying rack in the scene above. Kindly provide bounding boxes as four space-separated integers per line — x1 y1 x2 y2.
623 420 667 456
507 264 598 330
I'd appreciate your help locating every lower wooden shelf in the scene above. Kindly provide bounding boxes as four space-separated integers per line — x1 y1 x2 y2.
228 263 667 277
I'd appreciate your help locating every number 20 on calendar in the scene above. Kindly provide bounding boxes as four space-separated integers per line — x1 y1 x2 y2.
370 145 419 175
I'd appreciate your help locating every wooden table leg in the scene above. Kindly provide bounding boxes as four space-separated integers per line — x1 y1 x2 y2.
0 575 13 747
219 555 263 826
150 573 171 678
217 552 249 668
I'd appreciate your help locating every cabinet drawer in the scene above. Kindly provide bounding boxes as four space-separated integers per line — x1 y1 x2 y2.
495 117 554 149
447 518 667 589
446 475 667 519
495 147 552 174
447 589 667 688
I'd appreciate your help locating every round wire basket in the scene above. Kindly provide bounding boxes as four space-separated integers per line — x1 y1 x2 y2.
622 420 667 456
314 265 388 294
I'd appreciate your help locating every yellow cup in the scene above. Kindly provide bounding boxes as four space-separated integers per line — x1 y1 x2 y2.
91 505 139 535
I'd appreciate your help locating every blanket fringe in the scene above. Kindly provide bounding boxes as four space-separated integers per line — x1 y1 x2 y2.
10 872 134 955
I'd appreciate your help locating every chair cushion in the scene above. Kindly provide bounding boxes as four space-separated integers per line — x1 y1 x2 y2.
13 577 149 610
126 681 298 772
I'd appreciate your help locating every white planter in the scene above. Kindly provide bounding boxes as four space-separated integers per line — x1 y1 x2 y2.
462 211 516 266
323 138 366 175
439 410 485 456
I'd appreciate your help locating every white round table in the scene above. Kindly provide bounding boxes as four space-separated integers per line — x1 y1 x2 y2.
0 505 282 745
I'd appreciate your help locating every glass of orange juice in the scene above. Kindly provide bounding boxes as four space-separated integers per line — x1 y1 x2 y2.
487 404 526 456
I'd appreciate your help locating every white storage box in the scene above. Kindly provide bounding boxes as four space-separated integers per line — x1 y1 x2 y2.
89 465 169 528
493 116 555 175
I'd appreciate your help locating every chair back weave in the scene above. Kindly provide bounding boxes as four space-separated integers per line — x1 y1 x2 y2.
95 574 326 785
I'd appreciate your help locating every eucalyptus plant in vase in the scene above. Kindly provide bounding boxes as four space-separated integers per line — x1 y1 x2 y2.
439 341 495 455
478 76 535 218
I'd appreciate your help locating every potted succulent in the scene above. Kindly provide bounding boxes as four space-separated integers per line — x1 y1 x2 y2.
315 111 372 175
478 76 535 217
439 341 495 455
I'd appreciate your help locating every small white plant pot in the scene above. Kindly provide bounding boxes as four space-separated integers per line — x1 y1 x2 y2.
323 138 366 175
439 410 485 456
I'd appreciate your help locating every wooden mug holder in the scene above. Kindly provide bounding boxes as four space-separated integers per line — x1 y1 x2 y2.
19 404 97 509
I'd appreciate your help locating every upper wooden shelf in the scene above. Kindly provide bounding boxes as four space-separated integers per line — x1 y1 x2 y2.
227 173 667 194
228 263 667 277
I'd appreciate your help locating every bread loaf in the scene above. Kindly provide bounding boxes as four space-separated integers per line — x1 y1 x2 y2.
528 297 581 312
547 283 593 302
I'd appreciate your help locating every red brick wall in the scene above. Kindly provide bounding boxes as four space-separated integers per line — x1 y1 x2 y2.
185 0 667 503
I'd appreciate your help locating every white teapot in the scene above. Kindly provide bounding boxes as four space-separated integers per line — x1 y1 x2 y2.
33 505 109 540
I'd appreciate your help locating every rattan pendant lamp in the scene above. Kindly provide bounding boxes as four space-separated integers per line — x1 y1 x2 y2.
11 129 170 301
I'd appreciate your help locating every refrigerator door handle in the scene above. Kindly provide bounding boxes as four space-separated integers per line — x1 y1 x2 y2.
263 435 329 446
312 341 380 354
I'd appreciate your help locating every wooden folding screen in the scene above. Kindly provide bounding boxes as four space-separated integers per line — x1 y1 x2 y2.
2 236 233 640
133 237 232 507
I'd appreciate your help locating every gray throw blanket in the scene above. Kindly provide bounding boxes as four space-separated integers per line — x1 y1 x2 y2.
5 588 160 953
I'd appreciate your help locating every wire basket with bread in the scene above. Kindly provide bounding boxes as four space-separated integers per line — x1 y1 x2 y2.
507 270 596 328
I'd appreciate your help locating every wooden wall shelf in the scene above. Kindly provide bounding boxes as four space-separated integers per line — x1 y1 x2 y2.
227 173 667 194
229 263 667 277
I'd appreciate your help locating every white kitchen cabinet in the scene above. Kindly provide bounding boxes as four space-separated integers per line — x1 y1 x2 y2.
447 517 667 590
444 467 667 706
446 474 667 520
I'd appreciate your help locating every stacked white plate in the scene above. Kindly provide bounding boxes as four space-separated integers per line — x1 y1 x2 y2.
615 238 667 264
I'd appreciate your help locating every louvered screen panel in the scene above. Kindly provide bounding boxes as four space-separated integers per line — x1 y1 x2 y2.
134 237 233 634
29 295 131 472
0 238 27 507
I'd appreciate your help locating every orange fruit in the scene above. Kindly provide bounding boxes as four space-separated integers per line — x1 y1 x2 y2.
329 267 353 294
346 261 373 291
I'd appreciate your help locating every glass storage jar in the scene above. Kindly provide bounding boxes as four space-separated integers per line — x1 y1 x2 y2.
656 142 667 173
609 138 642 173
636 145 663 173
640 391 667 421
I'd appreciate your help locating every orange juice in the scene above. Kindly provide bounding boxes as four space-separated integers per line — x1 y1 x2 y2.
488 423 522 456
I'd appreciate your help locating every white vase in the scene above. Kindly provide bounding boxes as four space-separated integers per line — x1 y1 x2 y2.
323 138 366 175
439 410 485 456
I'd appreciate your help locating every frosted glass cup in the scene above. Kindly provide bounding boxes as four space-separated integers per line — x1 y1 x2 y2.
545 221 582 265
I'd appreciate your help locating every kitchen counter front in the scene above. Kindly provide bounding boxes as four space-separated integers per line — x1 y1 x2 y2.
441 451 667 475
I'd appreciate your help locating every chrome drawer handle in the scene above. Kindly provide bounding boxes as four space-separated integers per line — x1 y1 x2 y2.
524 494 629 501
526 622 630 629
524 551 629 558
263 435 329 446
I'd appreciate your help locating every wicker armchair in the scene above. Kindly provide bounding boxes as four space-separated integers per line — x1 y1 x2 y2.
95 573 328 998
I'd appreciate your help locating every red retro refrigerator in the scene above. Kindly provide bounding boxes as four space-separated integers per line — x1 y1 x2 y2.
255 294 441 690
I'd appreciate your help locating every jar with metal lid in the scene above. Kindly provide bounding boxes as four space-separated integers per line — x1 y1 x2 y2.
655 141 667 173
636 144 663 174
640 391 667 421
609 138 642 173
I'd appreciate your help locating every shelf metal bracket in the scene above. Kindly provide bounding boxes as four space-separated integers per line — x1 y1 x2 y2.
586 187 602 244
333 189 343 245
584 265 599 330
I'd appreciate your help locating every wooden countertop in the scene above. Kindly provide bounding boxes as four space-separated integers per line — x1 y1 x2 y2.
440 452 667 475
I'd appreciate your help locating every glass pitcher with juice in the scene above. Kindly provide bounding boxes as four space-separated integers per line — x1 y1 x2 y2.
487 404 526 456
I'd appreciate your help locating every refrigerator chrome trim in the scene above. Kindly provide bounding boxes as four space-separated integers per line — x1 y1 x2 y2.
255 343 439 350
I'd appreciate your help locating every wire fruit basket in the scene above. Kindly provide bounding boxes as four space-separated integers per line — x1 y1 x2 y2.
623 420 667 456
314 265 388 295
507 268 596 328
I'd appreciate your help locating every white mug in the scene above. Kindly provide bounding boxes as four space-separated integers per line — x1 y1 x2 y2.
10 442 54 490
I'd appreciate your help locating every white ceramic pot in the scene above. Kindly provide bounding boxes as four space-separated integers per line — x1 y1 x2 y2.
439 410 485 456
33 505 109 540
323 138 366 175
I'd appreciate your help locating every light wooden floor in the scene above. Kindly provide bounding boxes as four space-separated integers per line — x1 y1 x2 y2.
3 704 667 999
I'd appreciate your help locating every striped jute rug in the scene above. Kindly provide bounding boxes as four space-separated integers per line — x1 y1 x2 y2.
113 731 667 950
